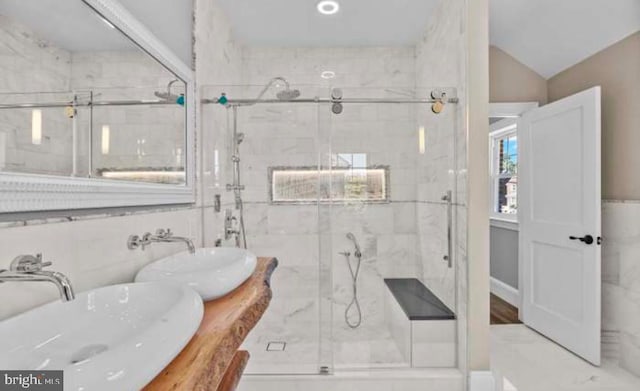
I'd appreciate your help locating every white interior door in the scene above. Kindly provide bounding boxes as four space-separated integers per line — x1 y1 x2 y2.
519 87 601 365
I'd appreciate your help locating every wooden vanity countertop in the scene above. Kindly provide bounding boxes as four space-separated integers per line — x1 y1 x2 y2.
143 257 278 391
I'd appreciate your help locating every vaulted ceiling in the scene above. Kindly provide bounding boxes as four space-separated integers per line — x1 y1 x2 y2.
490 0 640 78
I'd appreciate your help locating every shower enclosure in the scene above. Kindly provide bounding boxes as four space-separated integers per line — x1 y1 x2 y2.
201 83 459 374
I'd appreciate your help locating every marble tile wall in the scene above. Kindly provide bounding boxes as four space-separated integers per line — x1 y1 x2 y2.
415 0 468 376
0 16 73 176
0 208 201 320
195 0 243 245
601 201 640 376
70 50 185 175
384 287 411 363
0 14 186 178
237 46 454 369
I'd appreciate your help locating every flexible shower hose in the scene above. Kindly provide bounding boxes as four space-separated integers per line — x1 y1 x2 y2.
343 251 362 329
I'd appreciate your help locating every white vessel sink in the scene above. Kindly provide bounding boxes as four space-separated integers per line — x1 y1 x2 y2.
0 282 203 391
135 247 257 301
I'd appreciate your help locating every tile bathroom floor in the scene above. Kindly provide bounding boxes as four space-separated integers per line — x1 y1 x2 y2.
332 329 408 370
241 321 320 374
492 325 640 391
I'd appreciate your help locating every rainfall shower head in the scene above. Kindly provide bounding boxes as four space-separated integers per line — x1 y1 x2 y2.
154 91 182 101
254 77 301 102
154 79 184 105
276 88 301 101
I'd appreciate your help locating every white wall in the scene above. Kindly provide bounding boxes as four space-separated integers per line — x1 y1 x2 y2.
490 225 518 288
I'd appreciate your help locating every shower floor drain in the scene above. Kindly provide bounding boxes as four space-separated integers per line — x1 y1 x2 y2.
266 341 287 351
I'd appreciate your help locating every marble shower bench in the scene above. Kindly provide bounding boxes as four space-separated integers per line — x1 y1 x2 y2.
384 278 456 368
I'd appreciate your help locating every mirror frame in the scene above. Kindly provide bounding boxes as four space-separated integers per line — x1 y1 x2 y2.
0 0 196 213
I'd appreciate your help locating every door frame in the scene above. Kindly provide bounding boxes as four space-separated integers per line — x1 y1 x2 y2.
488 102 538 312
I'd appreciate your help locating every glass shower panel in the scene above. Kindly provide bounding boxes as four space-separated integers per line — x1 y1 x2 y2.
322 86 458 371
200 85 325 375
200 84 459 375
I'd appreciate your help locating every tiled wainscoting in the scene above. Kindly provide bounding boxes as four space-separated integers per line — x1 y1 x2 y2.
602 200 640 377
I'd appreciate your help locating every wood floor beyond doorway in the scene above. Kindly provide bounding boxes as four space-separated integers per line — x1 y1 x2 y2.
490 294 521 325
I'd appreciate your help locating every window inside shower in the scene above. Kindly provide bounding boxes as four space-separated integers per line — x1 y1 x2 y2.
201 83 459 375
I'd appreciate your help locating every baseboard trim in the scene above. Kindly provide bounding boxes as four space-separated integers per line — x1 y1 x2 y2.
490 277 519 308
469 371 496 391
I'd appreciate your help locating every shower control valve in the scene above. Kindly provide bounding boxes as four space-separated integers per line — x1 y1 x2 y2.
224 209 240 240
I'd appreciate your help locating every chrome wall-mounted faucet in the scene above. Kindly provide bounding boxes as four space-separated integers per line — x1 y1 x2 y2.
0 254 75 301
128 228 196 254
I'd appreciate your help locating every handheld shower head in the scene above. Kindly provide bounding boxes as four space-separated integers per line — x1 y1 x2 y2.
235 132 245 145
346 232 362 257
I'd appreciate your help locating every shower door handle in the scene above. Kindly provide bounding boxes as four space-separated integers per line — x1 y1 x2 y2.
442 190 453 268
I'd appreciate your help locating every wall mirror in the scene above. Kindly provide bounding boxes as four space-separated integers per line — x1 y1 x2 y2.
0 0 195 213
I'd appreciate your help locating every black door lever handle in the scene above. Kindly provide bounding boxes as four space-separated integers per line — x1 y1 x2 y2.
569 235 594 245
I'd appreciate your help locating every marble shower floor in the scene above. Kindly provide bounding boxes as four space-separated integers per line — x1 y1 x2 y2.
333 330 409 370
242 327 408 374
491 325 640 391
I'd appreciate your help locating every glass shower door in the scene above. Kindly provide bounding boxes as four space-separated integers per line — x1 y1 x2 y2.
319 86 459 371
201 85 326 375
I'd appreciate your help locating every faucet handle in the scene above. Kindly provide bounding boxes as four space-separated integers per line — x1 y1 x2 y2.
155 228 172 239
10 253 51 272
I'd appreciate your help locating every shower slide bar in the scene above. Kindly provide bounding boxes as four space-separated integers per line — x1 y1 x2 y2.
0 99 178 110
202 96 459 105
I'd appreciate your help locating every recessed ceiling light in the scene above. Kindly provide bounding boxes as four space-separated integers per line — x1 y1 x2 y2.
321 71 336 79
317 1 340 15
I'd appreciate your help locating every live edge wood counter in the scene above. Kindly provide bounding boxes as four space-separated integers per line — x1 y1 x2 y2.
144 257 278 391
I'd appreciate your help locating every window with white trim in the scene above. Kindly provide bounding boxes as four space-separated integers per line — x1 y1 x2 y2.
490 121 518 220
